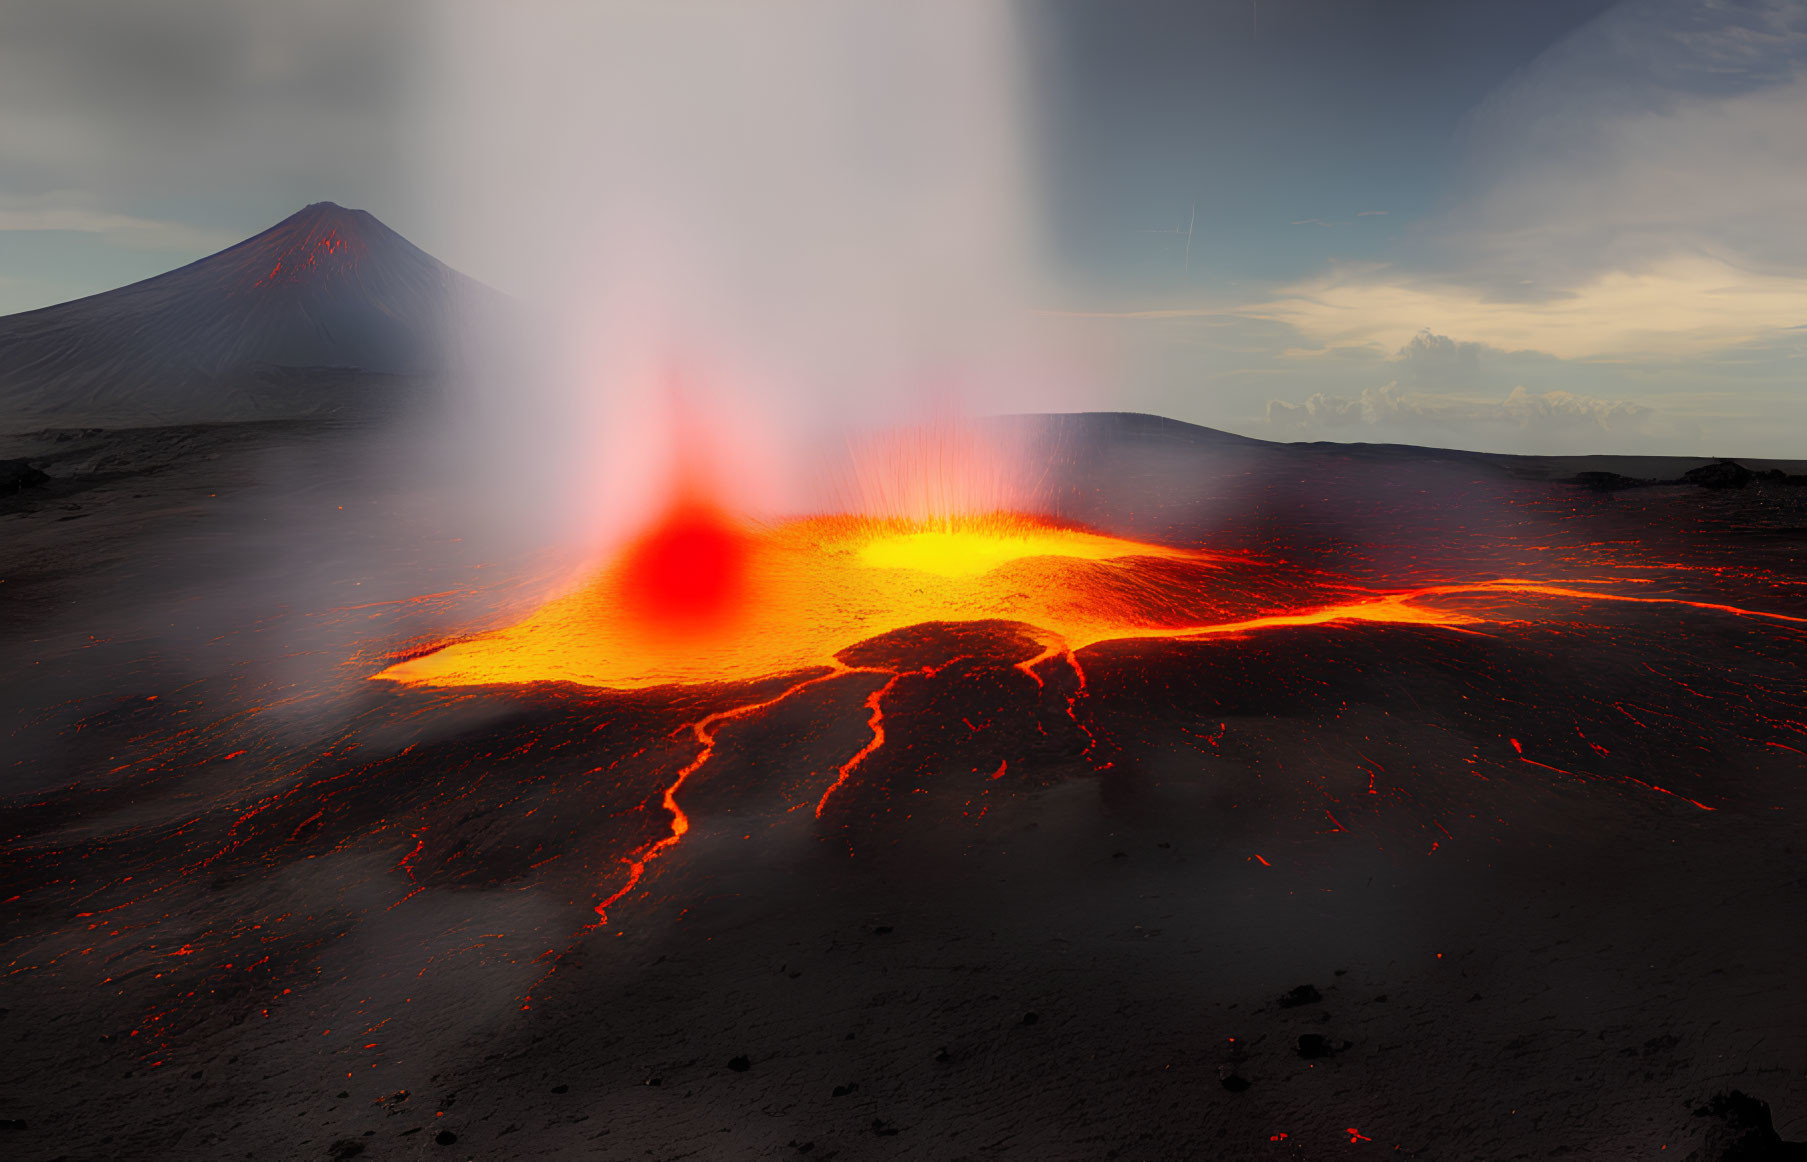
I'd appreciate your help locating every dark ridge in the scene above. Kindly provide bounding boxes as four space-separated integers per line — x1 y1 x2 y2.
0 202 493 430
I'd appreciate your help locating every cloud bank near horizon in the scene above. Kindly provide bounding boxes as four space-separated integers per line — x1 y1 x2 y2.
1257 332 1669 452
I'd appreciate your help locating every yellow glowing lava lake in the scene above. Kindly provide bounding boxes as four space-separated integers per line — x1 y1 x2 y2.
376 512 1243 690
372 506 1542 693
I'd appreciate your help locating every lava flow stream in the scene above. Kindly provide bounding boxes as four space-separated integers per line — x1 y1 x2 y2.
589 661 894 922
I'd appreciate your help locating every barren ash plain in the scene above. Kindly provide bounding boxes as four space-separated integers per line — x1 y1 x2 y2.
2 206 1806 1161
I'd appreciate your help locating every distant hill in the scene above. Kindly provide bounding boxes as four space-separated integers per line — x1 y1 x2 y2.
0 202 486 429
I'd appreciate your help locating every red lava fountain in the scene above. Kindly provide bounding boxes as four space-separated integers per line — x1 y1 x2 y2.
615 498 754 633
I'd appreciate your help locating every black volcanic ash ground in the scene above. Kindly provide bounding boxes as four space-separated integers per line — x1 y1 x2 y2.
1 414 1805 1160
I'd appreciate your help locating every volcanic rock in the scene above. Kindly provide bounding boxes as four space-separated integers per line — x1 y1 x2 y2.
1296 1034 1351 1059
327 1140 364 1160
434 1129 458 1145
727 1055 751 1072
1687 1091 1807 1161
1682 462 1758 490
0 459 47 494
1277 984 1322 1008
1220 1074 1251 1093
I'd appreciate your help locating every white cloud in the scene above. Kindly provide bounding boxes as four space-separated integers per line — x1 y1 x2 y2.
1262 380 1661 449
1250 253 1807 360
1254 330 1683 453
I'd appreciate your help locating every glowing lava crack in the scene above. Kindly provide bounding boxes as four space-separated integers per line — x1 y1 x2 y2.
375 507 1807 920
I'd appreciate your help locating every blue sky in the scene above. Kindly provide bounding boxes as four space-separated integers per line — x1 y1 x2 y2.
1 0 1802 456
1028 0 1807 455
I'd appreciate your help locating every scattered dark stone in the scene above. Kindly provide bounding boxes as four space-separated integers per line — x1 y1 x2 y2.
336 1091 349 1099
1158 841 1171 848
1221 1074 1251 1093
1021 1012 1040 1026
1111 851 1128 859
1297 1034 1349 1059
326 1140 364 1160
872 1118 900 1137
1690 1090 1807 1160
1278 984 1322 1008
0 460 49 495
1570 470 1649 491
1334 968 1347 976
727 1056 751 1072
190 1071 202 1080
1468 993 1483 1002
832 1082 859 1097
1682 461 1758 490
789 1141 815 1155
1 1119 29 1131
550 1084 568 1094
434 1129 457 1146
400 1127 421 1136
644 1077 662 1087
1644 1034 1681 1055
1372 995 1388 1003
935 1046 951 1063
873 926 893 935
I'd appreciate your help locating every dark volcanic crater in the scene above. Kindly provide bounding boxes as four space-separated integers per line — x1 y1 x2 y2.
1 413 1804 1161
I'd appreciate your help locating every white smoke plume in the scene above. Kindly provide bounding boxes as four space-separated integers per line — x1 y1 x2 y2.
413 1 1082 554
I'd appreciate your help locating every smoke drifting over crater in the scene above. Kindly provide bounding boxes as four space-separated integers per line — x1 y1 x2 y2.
418 1 1078 550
